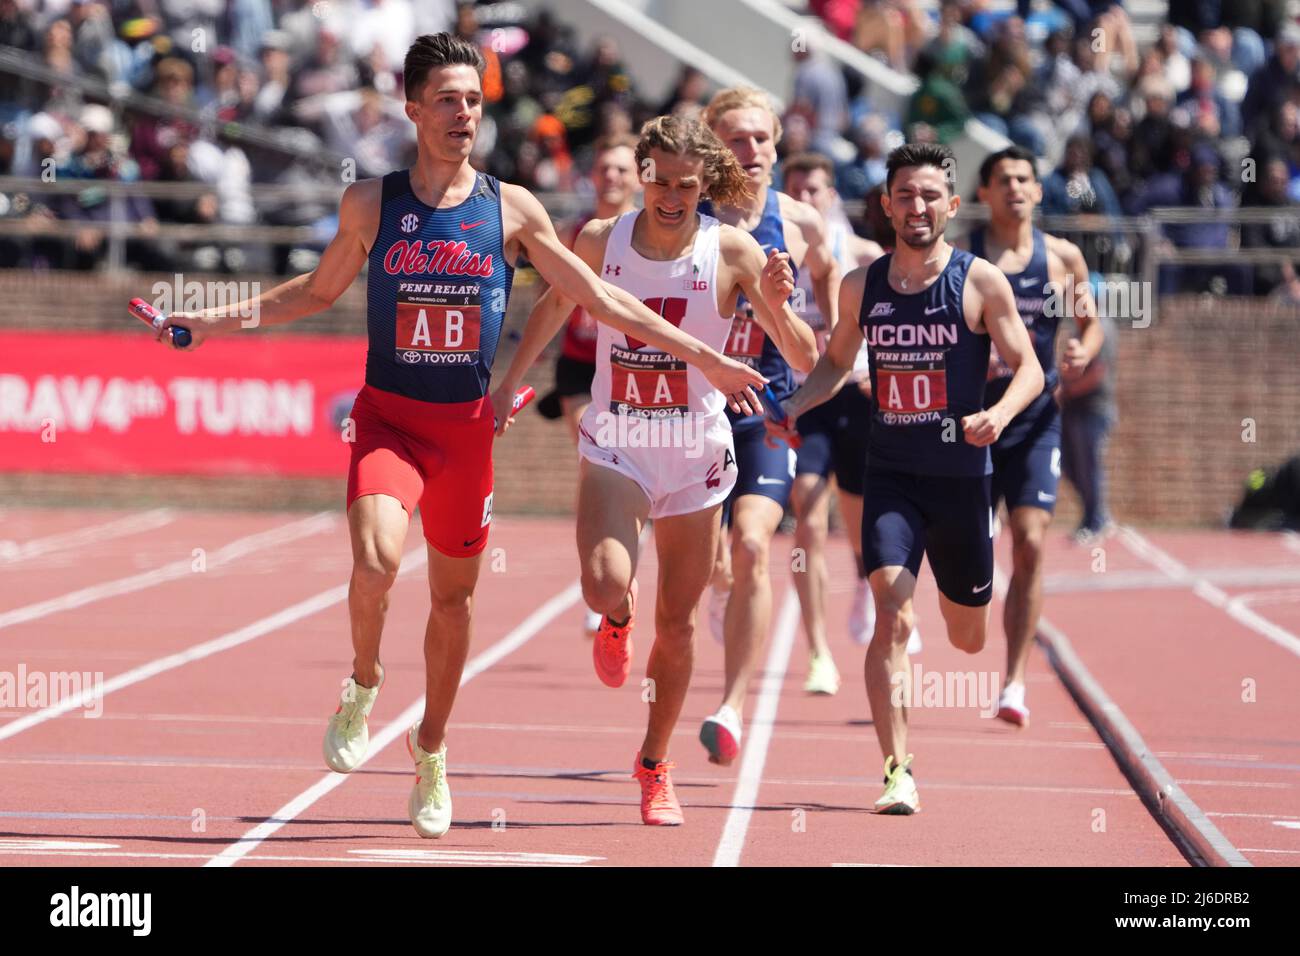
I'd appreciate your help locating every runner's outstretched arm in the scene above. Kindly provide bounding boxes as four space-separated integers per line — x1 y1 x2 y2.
729 230 818 373
159 180 379 349
763 265 865 447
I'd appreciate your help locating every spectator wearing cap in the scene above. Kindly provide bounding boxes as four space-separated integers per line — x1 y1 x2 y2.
129 57 199 180
528 113 576 192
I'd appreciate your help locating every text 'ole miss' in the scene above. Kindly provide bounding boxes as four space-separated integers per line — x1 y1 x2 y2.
382 240 495 278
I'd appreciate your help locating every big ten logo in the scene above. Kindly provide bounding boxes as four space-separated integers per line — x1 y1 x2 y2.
192 548 206 572
490 547 507 573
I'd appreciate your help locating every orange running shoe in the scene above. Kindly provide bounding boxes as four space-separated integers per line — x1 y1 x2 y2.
593 580 636 688
633 753 683 826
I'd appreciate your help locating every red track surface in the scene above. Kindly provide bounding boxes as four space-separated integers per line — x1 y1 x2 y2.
1 508 1296 866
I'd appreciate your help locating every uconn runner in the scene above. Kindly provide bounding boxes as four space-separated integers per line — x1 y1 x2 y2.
768 144 1043 815
697 87 827 766
157 34 761 839
498 115 810 826
968 146 1103 729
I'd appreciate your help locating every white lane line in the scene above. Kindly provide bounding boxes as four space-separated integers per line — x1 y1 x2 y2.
1118 526 1300 659
0 847 600 866
711 587 800 869
993 565 1251 868
204 581 582 868
1043 565 1300 594
0 543 427 744
1207 812 1300 820
0 512 336 631
0 509 176 564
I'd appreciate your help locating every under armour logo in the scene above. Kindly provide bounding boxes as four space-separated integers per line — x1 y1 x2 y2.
400 213 420 234
605 264 621 276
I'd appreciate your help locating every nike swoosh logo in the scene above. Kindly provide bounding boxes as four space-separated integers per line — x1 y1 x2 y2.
462 533 485 548
460 220 487 231
756 476 785 485
1037 491 1056 502
924 306 945 315
972 580 992 593
1019 277 1038 288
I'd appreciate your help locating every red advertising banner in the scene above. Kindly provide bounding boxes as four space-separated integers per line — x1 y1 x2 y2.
0 331 368 476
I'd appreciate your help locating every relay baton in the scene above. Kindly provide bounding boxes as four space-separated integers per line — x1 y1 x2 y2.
129 298 192 348
495 385 536 429
759 384 801 449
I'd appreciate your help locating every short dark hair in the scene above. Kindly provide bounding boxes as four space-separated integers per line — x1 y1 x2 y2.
404 33 484 102
782 152 836 180
885 142 954 193
978 145 1038 186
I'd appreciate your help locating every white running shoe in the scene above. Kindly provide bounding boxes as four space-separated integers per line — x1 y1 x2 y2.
709 585 729 645
407 723 453 838
804 653 841 695
583 608 602 639
873 754 920 815
848 578 875 646
699 704 742 765
996 682 1030 728
322 676 381 773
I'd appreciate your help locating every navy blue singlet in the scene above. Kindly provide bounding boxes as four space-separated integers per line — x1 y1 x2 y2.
972 227 1058 447
365 169 514 408
858 248 991 477
700 188 797 427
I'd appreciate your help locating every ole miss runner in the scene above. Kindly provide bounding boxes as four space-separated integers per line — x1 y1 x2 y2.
155 33 762 839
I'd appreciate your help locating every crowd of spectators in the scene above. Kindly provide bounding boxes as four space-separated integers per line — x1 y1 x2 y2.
805 0 1300 298
1 0 1298 297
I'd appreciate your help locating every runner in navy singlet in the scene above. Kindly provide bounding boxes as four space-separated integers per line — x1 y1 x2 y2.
695 87 831 766
158 33 763 840
968 146 1103 729
767 143 1043 815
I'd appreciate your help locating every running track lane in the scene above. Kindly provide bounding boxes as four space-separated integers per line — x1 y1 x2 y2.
1 511 1267 865
1038 528 1300 865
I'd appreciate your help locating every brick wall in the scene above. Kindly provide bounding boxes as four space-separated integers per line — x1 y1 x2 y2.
1 271 1297 526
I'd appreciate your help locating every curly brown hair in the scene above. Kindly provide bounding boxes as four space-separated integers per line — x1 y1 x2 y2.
635 115 753 208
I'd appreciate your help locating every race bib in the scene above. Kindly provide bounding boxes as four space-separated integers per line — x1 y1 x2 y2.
395 281 481 366
876 352 948 424
609 344 689 417
725 314 766 366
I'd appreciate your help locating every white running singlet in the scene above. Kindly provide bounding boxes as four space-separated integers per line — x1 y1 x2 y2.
577 211 738 518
